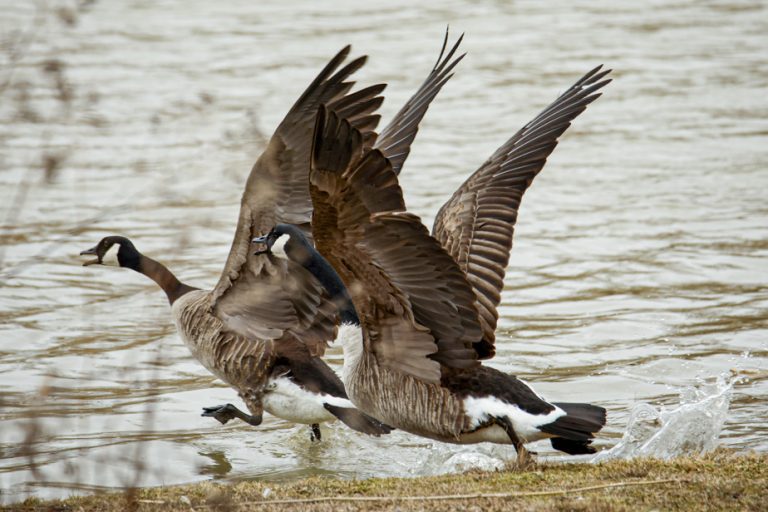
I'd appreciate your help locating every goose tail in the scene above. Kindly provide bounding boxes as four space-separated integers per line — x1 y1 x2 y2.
540 402 607 455
323 403 393 436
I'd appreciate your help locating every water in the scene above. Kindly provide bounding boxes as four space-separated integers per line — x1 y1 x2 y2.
1 0 767 504
592 374 735 461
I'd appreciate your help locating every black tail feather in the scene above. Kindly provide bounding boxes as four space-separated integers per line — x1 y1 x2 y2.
540 402 607 454
323 403 393 436
550 436 597 455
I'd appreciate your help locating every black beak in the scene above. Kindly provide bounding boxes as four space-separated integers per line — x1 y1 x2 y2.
80 246 101 266
252 235 269 255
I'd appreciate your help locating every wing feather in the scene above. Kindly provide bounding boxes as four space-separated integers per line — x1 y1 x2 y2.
374 29 465 175
432 66 612 358
212 48 385 354
310 108 481 384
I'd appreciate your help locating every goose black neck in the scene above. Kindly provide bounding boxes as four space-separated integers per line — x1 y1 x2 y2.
286 237 360 326
112 237 197 305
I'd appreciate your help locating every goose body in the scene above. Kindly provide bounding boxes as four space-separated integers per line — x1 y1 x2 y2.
81 236 389 439
307 62 613 454
337 333 602 450
170 290 273 412
172 289 364 427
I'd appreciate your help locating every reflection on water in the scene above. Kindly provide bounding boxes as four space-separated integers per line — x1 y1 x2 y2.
1 0 767 504
198 450 233 478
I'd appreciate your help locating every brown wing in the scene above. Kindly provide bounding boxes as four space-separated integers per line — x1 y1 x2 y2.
374 29 465 175
310 108 481 383
213 257 339 354
432 66 612 358
212 47 386 354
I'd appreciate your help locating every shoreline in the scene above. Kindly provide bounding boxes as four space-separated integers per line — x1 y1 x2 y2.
7 449 765 511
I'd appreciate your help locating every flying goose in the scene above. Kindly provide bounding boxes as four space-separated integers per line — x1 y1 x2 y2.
301 66 612 455
80 35 465 440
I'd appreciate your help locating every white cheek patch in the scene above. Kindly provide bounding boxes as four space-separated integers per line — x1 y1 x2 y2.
270 234 290 260
101 247 121 267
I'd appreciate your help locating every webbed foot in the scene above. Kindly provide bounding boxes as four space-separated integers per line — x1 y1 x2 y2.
202 404 239 425
202 403 262 426
310 423 322 442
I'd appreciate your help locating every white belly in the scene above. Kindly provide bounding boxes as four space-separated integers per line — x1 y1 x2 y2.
457 425 517 444
262 377 353 425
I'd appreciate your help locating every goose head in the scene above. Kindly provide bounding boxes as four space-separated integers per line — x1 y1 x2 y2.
253 224 360 325
80 235 140 270
252 224 312 264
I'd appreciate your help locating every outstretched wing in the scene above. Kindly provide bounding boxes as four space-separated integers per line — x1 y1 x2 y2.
374 29 465 175
432 66 612 358
212 47 386 354
310 108 481 384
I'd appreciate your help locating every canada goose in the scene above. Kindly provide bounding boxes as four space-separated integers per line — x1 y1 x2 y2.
303 65 612 455
80 34 464 440
80 235 388 441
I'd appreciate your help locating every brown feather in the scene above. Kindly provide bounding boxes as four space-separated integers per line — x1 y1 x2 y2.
310 108 482 384
374 29 465 175
210 47 387 355
432 66 612 358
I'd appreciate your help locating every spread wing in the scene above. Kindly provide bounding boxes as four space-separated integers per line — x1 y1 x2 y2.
310 108 481 384
432 66 612 358
374 29 465 175
212 47 386 354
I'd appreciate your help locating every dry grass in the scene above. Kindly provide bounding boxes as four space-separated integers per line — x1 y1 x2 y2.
7 449 766 512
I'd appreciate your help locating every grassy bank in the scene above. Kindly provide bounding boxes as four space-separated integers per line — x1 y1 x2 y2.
8 450 766 511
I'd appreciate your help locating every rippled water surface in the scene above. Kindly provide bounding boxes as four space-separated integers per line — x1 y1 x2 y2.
1 0 766 503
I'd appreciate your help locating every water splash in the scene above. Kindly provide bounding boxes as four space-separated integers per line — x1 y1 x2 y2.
593 374 735 461
422 447 510 474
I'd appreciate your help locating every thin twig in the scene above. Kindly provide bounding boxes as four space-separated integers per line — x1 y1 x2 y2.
189 478 687 508
0 0 47 98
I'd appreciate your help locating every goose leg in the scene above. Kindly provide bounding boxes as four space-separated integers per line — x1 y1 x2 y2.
310 423 322 442
494 416 535 459
202 403 263 426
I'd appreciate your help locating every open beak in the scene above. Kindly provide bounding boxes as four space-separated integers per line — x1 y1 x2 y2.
80 246 102 266
252 235 269 255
